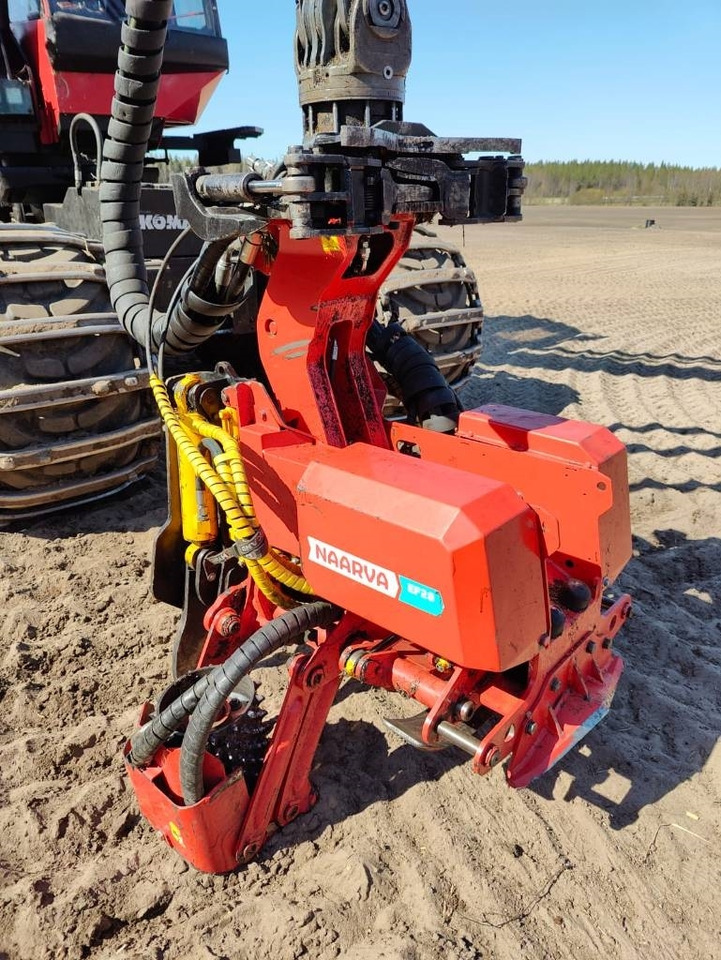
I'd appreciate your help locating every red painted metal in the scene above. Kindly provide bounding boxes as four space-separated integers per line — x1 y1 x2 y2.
506 595 628 786
223 380 550 670
340 593 630 779
257 218 413 446
127 216 633 871
26 19 223 145
127 615 364 873
233 615 365 864
391 407 631 584
126 703 251 875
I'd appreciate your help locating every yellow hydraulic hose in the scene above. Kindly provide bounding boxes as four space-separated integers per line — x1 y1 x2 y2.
149 374 314 604
186 415 257 524
185 412 313 594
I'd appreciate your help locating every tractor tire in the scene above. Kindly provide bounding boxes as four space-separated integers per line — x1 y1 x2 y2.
376 226 483 416
0 224 161 523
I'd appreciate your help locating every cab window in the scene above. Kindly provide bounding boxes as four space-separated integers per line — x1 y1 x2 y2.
8 0 42 20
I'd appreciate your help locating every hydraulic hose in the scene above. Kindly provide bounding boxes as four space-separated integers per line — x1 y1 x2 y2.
149 374 314 606
367 319 462 432
129 602 339 768
100 0 239 354
127 669 214 767
179 602 340 806
69 113 104 191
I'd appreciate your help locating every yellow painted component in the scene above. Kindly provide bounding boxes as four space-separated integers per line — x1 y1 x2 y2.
179 440 218 546
220 407 239 442
173 374 203 416
186 416 257 524
169 821 184 846
185 543 201 568
434 658 452 674
321 235 345 255
149 373 315 608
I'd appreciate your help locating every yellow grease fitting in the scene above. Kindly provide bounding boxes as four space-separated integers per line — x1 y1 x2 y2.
149 374 314 608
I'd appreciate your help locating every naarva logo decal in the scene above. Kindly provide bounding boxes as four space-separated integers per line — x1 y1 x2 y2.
307 537 398 597
307 537 444 616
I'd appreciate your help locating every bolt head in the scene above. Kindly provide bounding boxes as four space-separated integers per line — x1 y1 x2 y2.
307 667 325 688
525 720 538 735
218 614 241 637
550 677 561 693
550 606 566 639
485 747 501 768
456 700 476 723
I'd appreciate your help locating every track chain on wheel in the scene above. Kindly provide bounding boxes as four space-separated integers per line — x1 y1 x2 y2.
376 225 483 416
0 224 161 522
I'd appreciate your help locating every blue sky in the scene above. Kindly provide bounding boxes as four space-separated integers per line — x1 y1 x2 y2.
196 0 721 168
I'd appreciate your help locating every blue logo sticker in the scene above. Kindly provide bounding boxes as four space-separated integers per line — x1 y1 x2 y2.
399 576 445 617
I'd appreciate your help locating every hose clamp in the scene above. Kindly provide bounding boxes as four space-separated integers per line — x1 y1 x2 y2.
234 529 269 561
208 529 269 566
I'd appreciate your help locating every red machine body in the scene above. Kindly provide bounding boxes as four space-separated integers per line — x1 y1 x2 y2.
28 18 222 146
1 1 232 213
10 3 226 146
127 216 632 873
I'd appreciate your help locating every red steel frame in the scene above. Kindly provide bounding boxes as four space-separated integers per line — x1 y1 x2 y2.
127 216 632 873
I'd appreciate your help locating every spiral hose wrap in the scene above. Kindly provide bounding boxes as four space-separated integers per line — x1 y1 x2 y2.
179 602 340 805
367 319 462 431
128 669 214 768
128 602 339 773
150 375 314 606
101 0 241 354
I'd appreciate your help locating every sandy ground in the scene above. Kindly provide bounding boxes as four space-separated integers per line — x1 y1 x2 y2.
1 205 719 959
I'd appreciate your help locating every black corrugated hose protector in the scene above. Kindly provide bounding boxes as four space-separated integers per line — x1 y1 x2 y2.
178 602 340 806
100 0 241 354
367 319 462 428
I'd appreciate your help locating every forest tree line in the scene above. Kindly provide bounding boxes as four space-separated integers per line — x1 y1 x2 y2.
523 161 721 206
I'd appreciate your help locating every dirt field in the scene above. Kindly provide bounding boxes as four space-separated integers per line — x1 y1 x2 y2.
1 205 719 960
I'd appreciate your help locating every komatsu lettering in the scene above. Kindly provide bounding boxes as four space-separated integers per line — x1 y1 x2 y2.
139 213 190 231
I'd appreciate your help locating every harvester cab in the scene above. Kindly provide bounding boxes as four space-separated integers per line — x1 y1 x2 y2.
105 0 634 875
1 0 239 217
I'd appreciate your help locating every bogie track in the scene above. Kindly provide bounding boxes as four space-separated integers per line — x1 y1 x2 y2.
377 226 483 415
0 224 161 522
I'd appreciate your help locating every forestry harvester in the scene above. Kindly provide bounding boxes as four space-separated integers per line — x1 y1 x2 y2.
0 0 483 521
54 0 640 873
